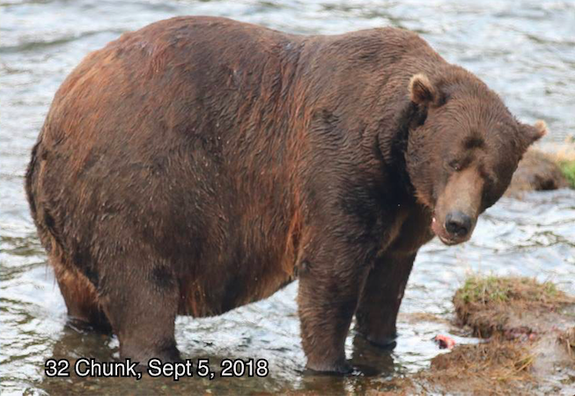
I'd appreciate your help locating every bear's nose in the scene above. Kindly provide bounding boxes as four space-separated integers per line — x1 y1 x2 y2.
444 211 472 238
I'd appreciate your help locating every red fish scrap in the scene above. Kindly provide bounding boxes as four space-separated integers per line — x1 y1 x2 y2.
434 335 456 349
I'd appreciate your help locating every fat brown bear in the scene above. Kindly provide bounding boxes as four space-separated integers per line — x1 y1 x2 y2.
25 16 546 373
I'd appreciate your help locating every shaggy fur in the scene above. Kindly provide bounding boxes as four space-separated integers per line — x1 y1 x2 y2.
25 16 544 373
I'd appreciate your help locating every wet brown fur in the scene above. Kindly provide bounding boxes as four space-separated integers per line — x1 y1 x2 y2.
25 16 543 372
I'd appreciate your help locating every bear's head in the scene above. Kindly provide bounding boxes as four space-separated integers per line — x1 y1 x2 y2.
405 71 546 245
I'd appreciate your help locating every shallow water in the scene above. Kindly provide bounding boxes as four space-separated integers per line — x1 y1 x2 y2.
1 0 574 395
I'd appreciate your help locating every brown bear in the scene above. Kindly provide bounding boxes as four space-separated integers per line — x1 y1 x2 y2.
25 16 546 373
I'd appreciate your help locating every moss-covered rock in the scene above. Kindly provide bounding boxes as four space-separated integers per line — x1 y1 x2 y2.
506 149 570 196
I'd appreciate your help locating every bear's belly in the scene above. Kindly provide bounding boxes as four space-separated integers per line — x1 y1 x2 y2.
176 216 302 317
178 262 296 317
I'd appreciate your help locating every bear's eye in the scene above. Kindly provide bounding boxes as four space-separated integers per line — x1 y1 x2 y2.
447 160 460 171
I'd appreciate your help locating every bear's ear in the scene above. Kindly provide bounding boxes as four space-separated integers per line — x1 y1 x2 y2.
409 73 436 106
522 120 547 145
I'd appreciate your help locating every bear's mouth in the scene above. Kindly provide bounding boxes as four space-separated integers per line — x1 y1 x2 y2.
437 234 460 246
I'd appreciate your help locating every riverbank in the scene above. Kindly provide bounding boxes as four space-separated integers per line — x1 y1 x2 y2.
382 276 575 395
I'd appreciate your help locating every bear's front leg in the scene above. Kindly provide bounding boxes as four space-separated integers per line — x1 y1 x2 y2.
297 238 374 374
354 251 416 347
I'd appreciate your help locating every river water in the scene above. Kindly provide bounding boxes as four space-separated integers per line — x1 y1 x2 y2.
1 0 574 395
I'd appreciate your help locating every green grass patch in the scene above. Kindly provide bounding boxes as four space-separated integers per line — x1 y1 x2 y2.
454 275 573 338
457 275 562 306
559 160 575 188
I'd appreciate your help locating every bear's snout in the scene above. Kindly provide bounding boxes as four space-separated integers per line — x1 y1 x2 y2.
445 211 472 239
431 167 483 245
431 211 476 245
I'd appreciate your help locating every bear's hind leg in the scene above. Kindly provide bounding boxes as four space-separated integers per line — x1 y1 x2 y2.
53 261 112 333
97 255 181 366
